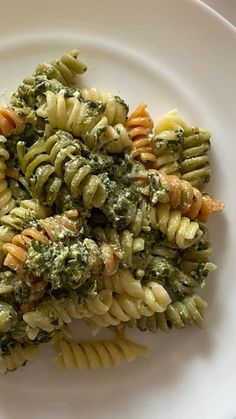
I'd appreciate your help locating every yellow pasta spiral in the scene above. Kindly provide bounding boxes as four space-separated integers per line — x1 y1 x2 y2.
150 203 201 248
98 269 144 299
23 289 113 340
87 282 170 333
81 88 129 125
37 91 104 137
53 337 149 370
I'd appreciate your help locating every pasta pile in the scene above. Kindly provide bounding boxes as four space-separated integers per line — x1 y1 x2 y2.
0 50 223 374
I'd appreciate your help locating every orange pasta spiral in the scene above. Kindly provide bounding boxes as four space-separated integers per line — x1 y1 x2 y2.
126 103 155 163
150 170 224 222
0 108 25 137
2 209 79 271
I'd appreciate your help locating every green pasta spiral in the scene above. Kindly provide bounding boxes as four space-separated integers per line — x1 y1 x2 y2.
34 50 87 86
127 294 208 332
181 127 211 190
179 226 217 282
45 130 107 208
17 140 62 206
145 256 205 296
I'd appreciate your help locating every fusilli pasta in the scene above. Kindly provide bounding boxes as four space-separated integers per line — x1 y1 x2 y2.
147 170 224 221
152 130 183 175
0 137 15 217
53 337 149 370
181 127 211 190
84 116 131 153
150 203 201 248
17 139 62 206
0 108 25 137
2 210 79 271
154 110 211 189
0 49 223 375
45 130 107 208
0 199 51 231
81 88 129 125
145 255 206 296
98 269 144 299
37 91 105 137
34 50 87 85
94 227 145 269
23 289 113 339
0 343 38 374
126 103 155 163
127 294 208 332
87 282 170 332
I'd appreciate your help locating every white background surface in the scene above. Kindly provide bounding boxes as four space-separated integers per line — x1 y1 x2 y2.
0 1 235 419
204 0 236 26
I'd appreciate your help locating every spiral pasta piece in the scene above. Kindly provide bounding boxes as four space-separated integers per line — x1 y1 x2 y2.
181 127 211 190
154 110 211 189
151 129 183 175
98 269 144 299
0 344 39 374
126 103 155 163
34 50 87 85
0 107 25 137
155 109 189 134
179 227 217 279
145 255 208 297
127 294 208 332
45 130 107 208
17 139 62 206
147 170 224 221
2 210 79 271
86 119 130 154
3 228 49 271
81 88 129 125
0 138 15 217
23 289 113 340
87 282 170 333
38 209 79 241
94 227 145 269
150 203 201 248
53 337 149 370
0 226 15 263
37 90 105 137
0 199 51 231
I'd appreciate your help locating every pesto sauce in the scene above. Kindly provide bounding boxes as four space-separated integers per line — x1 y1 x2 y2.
25 240 100 290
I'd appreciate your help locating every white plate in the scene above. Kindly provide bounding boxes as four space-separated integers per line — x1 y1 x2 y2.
0 1 235 418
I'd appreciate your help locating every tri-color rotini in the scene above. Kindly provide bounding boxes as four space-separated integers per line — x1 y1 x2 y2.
0 49 223 375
